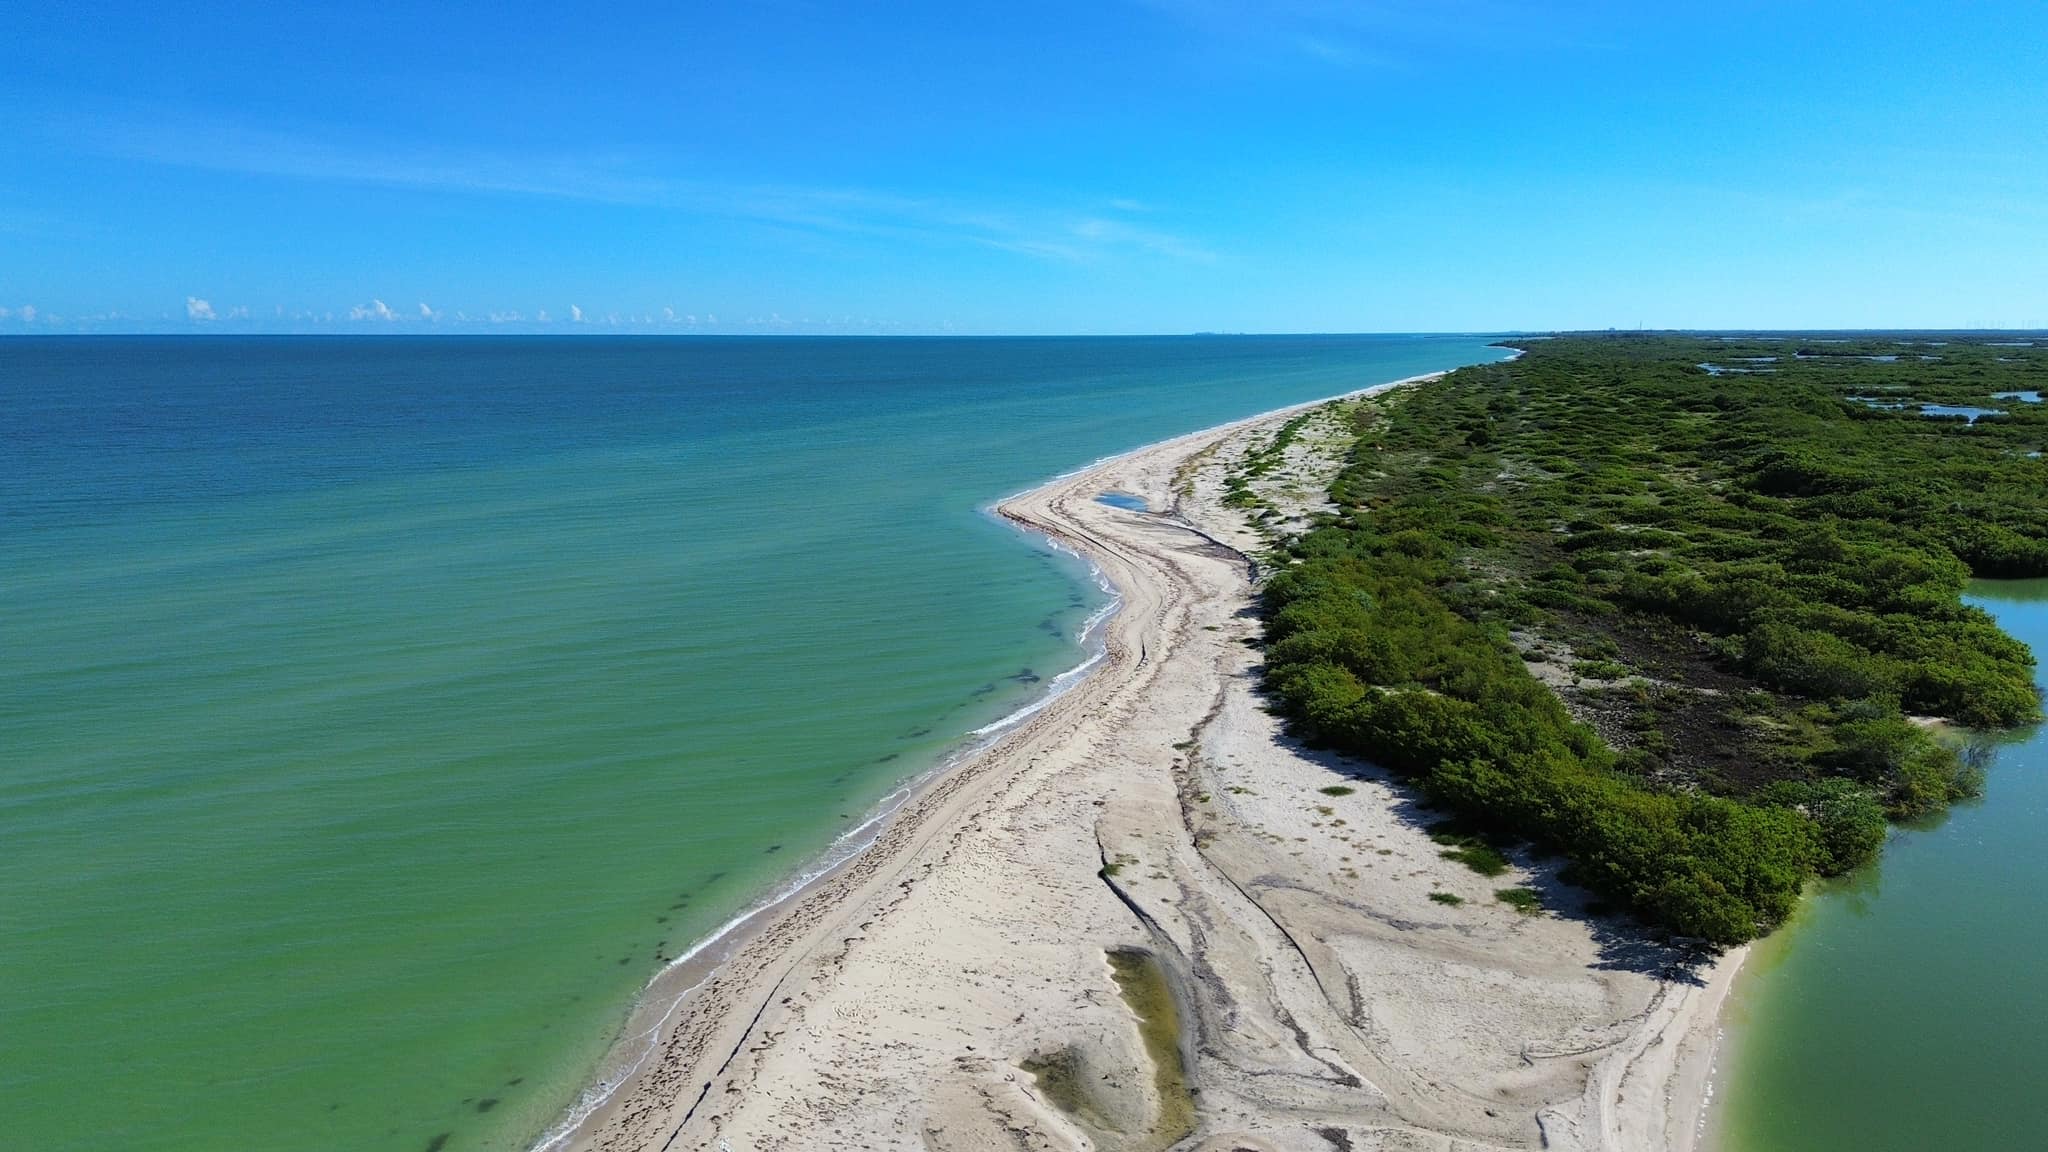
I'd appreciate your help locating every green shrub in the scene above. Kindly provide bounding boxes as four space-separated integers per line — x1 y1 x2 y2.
1259 335 2044 944
1761 778 1887 874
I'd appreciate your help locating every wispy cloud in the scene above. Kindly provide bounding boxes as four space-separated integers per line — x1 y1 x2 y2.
59 109 1215 266
1072 217 1215 262
185 296 215 321
1133 0 1608 64
349 299 399 321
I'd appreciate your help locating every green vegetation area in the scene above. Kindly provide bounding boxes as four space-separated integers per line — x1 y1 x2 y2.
1263 334 2048 943
1218 402 1367 541
1224 408 1318 510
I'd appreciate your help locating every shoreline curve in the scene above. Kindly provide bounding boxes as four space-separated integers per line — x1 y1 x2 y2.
544 366 1737 1152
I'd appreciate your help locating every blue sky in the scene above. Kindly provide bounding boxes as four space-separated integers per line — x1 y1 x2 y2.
4 1 2046 334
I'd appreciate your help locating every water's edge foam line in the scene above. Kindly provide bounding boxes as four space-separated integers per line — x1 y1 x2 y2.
527 527 1117 1152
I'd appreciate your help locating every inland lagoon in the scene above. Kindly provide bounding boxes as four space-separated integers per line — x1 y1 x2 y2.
1713 580 2048 1151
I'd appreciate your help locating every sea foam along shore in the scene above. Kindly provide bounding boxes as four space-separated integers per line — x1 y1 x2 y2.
548 371 1742 1152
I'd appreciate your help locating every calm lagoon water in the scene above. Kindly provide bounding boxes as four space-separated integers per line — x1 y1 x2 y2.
0 335 1508 1152
1095 490 1151 512
1716 579 2048 1151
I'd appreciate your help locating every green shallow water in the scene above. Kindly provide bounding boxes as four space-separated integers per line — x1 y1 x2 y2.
0 335 1509 1152
1715 579 2048 1151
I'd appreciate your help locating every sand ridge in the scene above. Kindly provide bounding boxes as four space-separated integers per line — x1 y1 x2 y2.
556 378 1739 1152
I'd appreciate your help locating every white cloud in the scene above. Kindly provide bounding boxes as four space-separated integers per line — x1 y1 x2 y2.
535 309 551 323
488 310 523 323
225 305 250 320
23 304 40 323
186 296 216 321
569 304 584 323
349 299 399 321
0 307 10 319
418 302 439 321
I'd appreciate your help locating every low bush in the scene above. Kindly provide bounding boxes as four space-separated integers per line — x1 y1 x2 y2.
1259 335 2043 943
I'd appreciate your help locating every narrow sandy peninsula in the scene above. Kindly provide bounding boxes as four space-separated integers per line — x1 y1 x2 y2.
557 378 1741 1152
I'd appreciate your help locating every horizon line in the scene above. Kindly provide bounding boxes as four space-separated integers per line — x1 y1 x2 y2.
5 327 2048 341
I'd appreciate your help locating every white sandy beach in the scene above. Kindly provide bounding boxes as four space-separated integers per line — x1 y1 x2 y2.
555 378 1742 1152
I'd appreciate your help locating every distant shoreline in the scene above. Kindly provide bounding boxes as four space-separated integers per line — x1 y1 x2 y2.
530 375 1450 1151
546 359 1731 1152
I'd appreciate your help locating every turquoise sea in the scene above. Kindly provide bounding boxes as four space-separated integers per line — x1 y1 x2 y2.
0 335 1510 1152
1716 581 2048 1150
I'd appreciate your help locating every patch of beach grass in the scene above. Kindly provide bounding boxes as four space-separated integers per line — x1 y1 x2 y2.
1429 823 1512 877
1496 887 1544 914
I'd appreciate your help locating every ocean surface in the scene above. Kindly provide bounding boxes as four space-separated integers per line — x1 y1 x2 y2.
0 335 1510 1152
1715 580 2048 1150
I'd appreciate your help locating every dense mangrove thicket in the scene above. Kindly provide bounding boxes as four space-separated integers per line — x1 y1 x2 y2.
1264 334 2048 943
